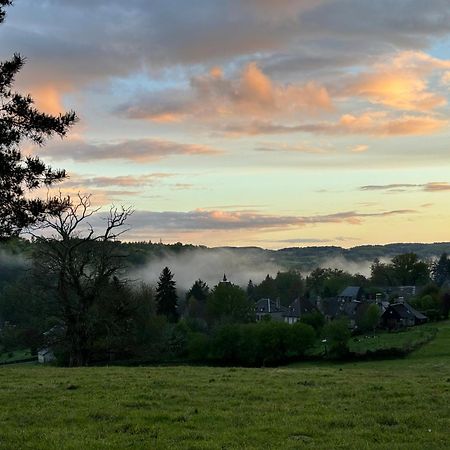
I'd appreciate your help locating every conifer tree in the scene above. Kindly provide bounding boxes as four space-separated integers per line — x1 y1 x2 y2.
156 267 179 322
0 1 77 239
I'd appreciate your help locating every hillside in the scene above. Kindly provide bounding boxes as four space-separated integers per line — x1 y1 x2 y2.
3 240 450 290
0 321 448 449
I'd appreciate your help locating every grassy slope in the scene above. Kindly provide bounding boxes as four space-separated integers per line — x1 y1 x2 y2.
0 323 449 449
0 349 33 364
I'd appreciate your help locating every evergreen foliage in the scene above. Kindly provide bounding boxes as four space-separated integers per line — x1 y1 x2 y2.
155 267 179 323
0 1 77 239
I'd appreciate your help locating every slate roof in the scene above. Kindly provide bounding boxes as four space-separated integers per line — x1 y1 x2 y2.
286 298 318 317
255 298 289 314
382 302 427 321
342 301 361 317
321 297 341 317
338 286 363 300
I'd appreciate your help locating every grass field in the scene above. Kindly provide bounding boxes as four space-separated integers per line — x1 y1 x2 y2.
0 322 449 449
348 324 437 354
0 349 33 364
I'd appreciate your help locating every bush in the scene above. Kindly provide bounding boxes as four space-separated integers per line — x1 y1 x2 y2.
209 324 241 363
287 322 316 356
187 332 210 361
300 312 325 335
321 319 351 358
207 320 317 366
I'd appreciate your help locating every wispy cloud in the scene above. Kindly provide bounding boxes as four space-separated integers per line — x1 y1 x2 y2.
63 173 174 188
42 138 222 162
119 208 416 233
360 182 450 192
220 112 447 137
255 142 330 154
350 144 369 153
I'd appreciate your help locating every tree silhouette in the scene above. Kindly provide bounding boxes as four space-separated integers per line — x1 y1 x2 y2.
0 1 77 239
156 267 179 322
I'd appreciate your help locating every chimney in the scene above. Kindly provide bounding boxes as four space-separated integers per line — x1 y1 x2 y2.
375 292 382 305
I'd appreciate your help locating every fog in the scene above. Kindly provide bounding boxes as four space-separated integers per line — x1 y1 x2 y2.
128 248 282 291
315 256 391 278
127 247 407 292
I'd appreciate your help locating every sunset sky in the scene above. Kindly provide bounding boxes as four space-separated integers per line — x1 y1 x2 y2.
1 0 450 248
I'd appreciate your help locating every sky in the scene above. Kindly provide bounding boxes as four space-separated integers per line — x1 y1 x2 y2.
1 0 450 248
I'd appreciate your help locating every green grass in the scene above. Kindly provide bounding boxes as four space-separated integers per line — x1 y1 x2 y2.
348 324 437 354
0 322 449 449
0 349 33 364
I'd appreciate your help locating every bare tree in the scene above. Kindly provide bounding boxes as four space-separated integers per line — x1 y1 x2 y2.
31 194 133 366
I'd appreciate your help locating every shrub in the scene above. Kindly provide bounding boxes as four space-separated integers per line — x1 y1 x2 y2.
187 332 210 361
321 319 351 358
300 312 325 335
287 322 316 356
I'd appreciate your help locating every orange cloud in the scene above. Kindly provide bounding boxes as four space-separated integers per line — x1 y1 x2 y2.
220 111 447 137
350 144 368 153
345 51 450 112
119 62 333 123
424 182 450 192
31 85 66 115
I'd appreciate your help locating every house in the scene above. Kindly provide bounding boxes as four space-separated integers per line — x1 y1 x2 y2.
38 348 56 364
317 297 341 320
255 297 318 324
337 286 365 303
381 301 428 329
284 298 319 324
384 286 417 302
255 298 289 322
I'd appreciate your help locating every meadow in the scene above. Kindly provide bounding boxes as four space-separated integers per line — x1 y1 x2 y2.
0 322 449 449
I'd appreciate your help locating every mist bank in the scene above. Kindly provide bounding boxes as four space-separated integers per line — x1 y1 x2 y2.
126 242 450 289
128 247 282 291
3 239 450 291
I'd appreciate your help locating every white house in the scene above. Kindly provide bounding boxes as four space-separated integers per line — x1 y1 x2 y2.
38 348 55 364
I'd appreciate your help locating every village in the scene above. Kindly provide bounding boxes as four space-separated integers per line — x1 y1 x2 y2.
255 285 428 330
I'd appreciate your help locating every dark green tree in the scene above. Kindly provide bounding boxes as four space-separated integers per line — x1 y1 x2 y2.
186 279 209 303
185 279 209 319
432 253 450 287
207 282 253 324
0 1 77 239
358 304 381 334
246 279 256 301
391 253 430 285
156 267 179 323
274 270 304 306
255 274 277 300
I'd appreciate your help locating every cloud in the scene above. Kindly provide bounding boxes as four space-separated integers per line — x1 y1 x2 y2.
119 208 416 233
360 182 450 192
275 238 332 244
360 183 420 192
221 112 447 137
4 0 450 93
350 144 369 153
423 182 450 192
118 63 333 124
41 138 222 162
62 173 173 188
342 51 450 112
256 142 330 154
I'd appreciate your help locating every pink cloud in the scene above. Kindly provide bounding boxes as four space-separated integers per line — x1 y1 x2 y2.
119 62 333 123
343 51 450 112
